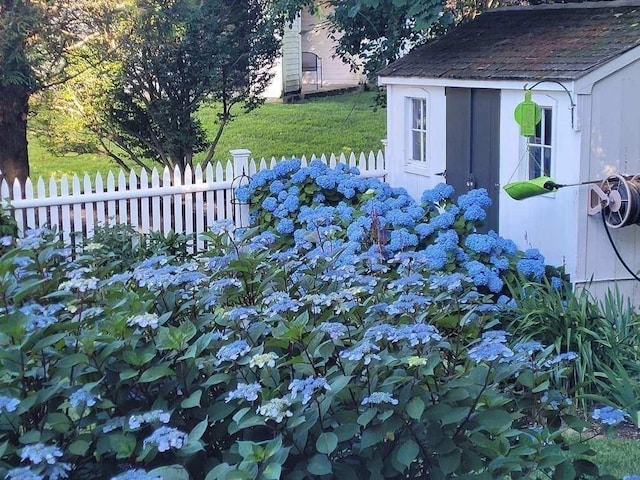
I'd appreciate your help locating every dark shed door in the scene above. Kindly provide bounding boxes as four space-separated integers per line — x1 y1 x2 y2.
445 87 500 233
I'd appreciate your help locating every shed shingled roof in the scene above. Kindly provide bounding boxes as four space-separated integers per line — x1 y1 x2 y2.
378 1 640 81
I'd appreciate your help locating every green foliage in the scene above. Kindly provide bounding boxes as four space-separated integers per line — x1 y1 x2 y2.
0 206 17 241
288 0 524 81
28 91 386 180
0 174 618 479
31 0 286 172
504 281 640 419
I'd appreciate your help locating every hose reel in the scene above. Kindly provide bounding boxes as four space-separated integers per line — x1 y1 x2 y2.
588 174 640 229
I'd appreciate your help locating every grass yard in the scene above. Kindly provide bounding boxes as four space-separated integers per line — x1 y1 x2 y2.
27 90 386 180
589 437 640 478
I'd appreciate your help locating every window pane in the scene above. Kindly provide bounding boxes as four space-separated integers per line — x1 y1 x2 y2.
413 132 421 161
529 147 542 178
544 109 552 146
412 99 422 129
410 98 427 162
543 147 551 176
527 107 552 179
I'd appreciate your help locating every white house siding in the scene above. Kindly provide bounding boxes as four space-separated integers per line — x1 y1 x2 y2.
263 18 302 98
300 6 363 87
577 58 640 299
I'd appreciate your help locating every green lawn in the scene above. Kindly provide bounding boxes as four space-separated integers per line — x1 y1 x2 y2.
589 437 640 478
28 90 386 180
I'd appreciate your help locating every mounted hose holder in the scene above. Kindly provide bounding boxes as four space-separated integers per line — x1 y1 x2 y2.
504 172 640 281
588 174 640 228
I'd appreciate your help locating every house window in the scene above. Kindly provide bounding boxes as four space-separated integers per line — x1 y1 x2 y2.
527 107 552 178
410 98 428 163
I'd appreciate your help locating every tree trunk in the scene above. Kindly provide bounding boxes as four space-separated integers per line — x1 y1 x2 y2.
0 84 30 187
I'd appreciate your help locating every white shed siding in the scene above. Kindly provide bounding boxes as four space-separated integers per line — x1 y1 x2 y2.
384 79 583 277
577 58 640 298
385 84 447 200
499 88 581 278
300 7 363 87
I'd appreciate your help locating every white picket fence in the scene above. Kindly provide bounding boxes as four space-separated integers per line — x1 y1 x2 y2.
1 149 386 251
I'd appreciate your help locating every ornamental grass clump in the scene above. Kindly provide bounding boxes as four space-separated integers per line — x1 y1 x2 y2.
0 164 619 479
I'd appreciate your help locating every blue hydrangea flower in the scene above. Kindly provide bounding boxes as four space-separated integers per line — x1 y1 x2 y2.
127 313 159 329
516 248 546 281
20 303 64 333
225 383 262 403
393 323 442 346
70 389 98 409
276 218 294 234
458 188 491 210
463 203 487 222
436 229 459 251
364 324 397 342
0 396 20 413
216 340 251 363
288 377 330 405
415 222 436 238
143 426 188 452
421 183 454 205
544 352 578 366
128 410 171 429
340 341 381 365
263 291 303 315
429 273 467 292
623 476 640 480
465 234 497 254
226 307 258 322
592 406 628 426
550 276 563 290
269 180 285 194
423 244 449 270
318 322 348 340
20 444 63 464
361 392 399 406
432 211 456 230
469 331 514 363
464 260 504 293
5 467 44 480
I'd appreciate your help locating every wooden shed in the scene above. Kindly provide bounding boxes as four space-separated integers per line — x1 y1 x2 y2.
378 0 640 298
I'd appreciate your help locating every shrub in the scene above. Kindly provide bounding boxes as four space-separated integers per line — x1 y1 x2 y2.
0 164 617 479
504 281 640 420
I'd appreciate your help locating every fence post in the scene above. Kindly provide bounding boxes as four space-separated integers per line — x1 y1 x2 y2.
230 148 251 230
380 138 388 181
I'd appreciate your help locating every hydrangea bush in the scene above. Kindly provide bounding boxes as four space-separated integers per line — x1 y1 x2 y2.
0 163 622 479
236 159 563 296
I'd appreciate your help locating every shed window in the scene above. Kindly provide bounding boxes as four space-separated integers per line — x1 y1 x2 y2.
410 98 428 163
527 107 553 178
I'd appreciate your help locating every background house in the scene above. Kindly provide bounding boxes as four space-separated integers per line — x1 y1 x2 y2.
263 5 364 99
378 0 640 299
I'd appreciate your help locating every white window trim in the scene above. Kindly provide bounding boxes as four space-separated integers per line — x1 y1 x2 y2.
404 93 431 176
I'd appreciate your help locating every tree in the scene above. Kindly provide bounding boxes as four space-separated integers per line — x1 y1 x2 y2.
40 0 284 172
0 0 131 185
